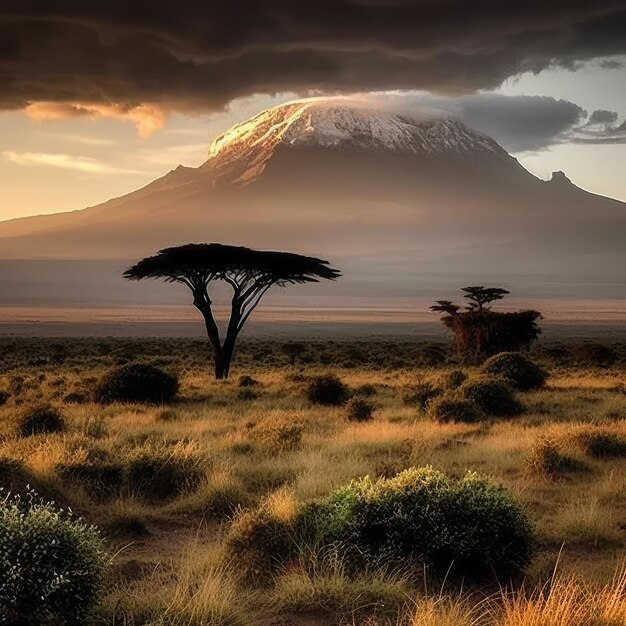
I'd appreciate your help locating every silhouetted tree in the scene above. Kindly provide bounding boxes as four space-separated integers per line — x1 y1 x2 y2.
430 287 541 362
124 244 340 379
461 286 510 311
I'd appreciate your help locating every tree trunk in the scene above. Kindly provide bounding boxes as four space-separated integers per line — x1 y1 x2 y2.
194 291 241 380
218 332 237 380
214 347 227 379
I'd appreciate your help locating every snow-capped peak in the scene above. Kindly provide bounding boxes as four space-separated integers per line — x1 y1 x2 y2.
204 98 508 186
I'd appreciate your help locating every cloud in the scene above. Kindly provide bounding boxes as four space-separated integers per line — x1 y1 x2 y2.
365 92 626 151
24 102 167 137
1 3 625 125
587 109 619 124
442 95 588 152
3 151 145 174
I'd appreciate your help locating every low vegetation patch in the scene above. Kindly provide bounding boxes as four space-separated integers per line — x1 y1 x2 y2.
95 363 179 404
527 438 586 480
0 488 108 625
56 462 125 501
428 395 485 423
481 352 548 391
227 467 535 583
345 397 374 422
576 430 626 459
441 369 468 390
307 375 350 406
126 451 204 501
457 376 523 416
402 382 443 410
18 403 65 437
247 417 304 451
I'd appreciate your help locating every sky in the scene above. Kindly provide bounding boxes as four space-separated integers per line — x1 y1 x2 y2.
1 3 626 221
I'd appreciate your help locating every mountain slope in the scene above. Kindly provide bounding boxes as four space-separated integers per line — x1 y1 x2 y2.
0 98 623 285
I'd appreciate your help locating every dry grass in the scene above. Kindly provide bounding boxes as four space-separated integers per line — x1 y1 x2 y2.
0 337 624 624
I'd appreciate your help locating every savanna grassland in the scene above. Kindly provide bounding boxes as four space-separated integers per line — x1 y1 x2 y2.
1 336 625 626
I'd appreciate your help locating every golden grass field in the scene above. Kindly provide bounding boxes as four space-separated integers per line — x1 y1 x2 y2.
0 337 625 625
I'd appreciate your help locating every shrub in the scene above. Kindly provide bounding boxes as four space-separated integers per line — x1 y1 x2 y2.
0 391 9 406
355 383 377 397
307 375 350 406
320 468 534 580
577 431 626 459
402 382 443 410
95 363 179 404
18 404 65 437
432 290 542 362
428 396 485 423
238 375 259 387
0 488 108 625
234 468 535 582
442 369 467 390
527 438 585 479
572 343 619 367
226 508 294 582
56 463 125 502
126 452 204 501
481 352 547 391
62 392 88 404
248 418 304 451
457 377 523 416
346 398 374 422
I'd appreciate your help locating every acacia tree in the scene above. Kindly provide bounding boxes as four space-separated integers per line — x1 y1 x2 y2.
124 244 340 379
431 286 541 362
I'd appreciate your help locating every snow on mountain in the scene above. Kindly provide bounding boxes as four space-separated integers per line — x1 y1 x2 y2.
203 98 508 186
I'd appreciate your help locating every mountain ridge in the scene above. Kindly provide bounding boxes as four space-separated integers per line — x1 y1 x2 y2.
0 99 623 284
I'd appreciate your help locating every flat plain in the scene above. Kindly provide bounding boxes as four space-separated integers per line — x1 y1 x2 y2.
1 336 625 625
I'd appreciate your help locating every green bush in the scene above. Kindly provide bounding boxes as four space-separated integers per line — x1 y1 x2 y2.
18 404 65 437
457 376 523 416
229 468 534 582
307 375 350 406
95 363 179 404
346 398 374 422
315 468 533 580
428 396 485 423
0 488 107 625
481 352 547 391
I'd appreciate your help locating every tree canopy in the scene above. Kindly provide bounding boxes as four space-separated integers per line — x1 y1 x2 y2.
430 286 541 362
124 243 340 378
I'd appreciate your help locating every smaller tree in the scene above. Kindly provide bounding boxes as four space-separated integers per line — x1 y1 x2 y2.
124 244 340 379
461 286 510 311
430 286 541 362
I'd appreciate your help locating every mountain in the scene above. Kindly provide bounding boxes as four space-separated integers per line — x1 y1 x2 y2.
0 98 624 288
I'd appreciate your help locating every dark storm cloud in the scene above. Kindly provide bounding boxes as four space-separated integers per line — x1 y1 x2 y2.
449 95 588 151
373 93 625 151
457 98 626 148
2 1 626 115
